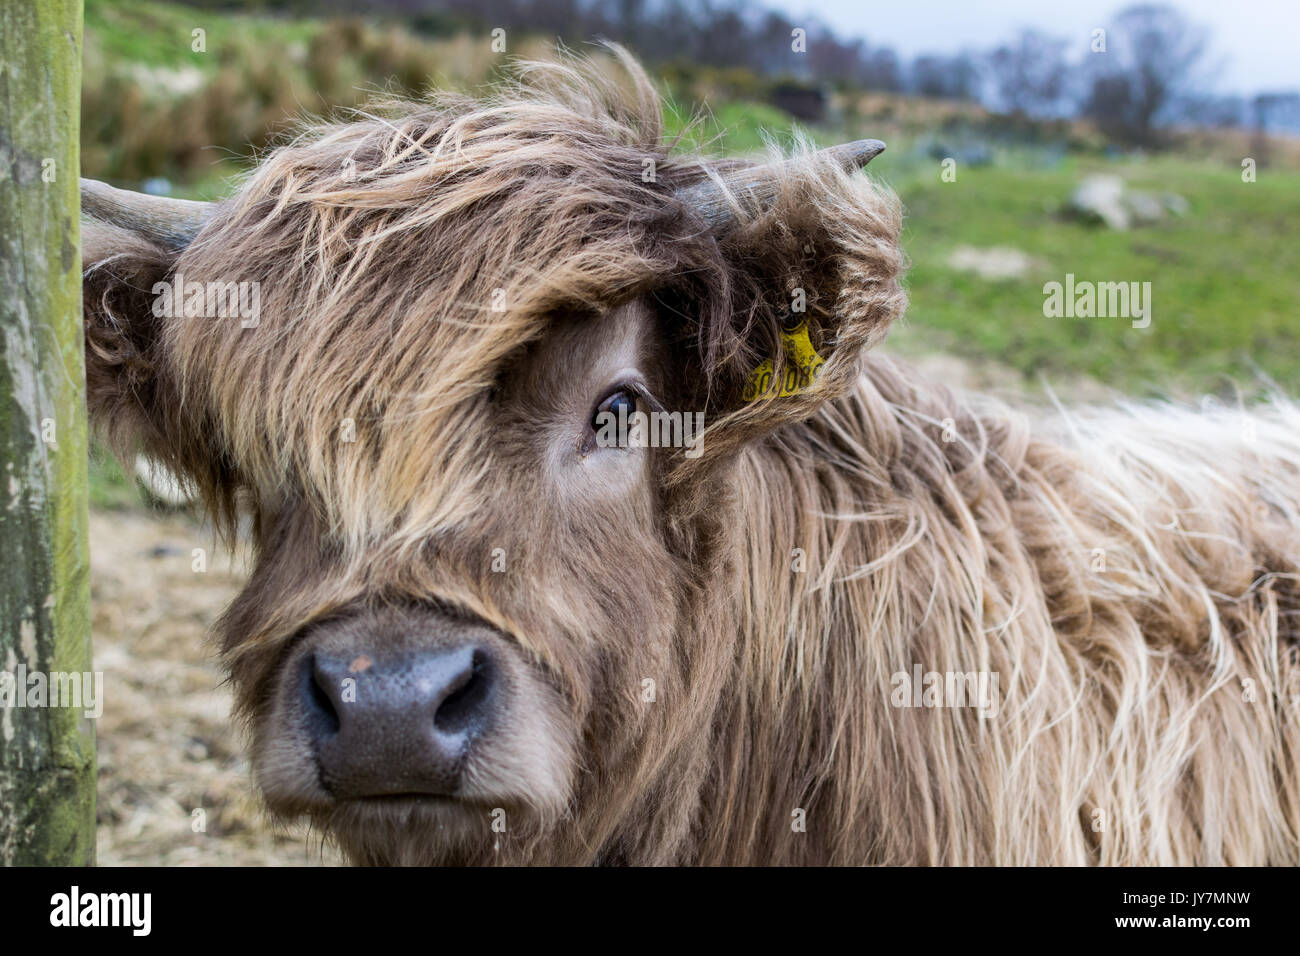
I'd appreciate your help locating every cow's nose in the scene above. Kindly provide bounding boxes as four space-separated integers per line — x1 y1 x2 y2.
303 644 496 799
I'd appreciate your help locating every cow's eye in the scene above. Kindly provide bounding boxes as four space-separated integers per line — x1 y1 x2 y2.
592 388 637 430
581 380 661 457
582 386 642 455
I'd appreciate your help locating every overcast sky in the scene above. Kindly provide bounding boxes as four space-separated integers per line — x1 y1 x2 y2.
791 0 1298 96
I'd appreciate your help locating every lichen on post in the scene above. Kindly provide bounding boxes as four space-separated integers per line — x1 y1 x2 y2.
0 0 95 865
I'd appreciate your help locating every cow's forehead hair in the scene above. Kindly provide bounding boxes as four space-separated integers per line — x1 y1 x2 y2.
161 52 726 558
251 298 659 564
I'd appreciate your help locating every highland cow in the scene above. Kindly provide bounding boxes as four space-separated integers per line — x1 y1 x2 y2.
80 50 1300 865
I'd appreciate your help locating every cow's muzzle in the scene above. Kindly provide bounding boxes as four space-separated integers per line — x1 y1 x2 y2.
303 640 498 798
256 604 576 826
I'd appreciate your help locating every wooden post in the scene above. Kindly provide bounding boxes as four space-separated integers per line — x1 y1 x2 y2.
0 0 95 865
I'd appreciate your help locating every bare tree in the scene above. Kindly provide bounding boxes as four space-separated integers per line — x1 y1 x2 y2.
987 29 1070 118
911 52 980 101
1082 4 1208 147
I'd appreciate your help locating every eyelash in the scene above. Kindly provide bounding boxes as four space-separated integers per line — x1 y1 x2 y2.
593 386 638 421
582 381 663 455
593 382 662 420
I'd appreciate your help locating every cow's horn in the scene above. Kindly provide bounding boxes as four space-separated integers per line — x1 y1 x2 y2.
676 139 885 233
80 178 215 251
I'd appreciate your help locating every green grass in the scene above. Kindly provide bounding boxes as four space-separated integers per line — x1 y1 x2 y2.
85 0 320 70
87 448 140 511
657 109 1300 395
664 97 798 156
83 0 1300 398
867 152 1300 395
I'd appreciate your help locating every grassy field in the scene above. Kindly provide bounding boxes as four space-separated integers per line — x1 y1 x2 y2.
661 115 1300 397
881 154 1300 397
83 0 1300 404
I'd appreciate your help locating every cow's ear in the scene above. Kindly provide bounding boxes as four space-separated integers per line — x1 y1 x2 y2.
82 220 176 460
670 142 908 460
80 180 215 474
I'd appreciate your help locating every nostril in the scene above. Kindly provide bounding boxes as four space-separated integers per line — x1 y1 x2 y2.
304 655 341 738
434 648 493 735
299 642 501 799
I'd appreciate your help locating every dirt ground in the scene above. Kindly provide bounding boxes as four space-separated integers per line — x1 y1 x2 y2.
91 507 343 865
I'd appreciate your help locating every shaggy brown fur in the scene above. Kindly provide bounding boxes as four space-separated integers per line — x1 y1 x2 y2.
82 48 1300 865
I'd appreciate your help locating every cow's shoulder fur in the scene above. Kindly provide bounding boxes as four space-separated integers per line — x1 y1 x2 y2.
706 356 1300 864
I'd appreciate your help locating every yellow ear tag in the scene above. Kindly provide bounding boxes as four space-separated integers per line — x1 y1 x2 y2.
742 315 826 402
